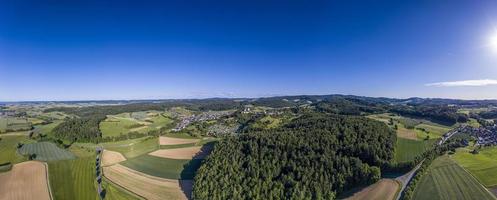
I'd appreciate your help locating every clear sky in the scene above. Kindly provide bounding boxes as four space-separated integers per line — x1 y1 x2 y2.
2 0 497 101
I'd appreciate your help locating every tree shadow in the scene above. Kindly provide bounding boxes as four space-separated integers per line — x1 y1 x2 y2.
178 141 217 199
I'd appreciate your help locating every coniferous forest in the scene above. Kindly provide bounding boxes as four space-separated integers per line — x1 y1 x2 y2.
193 113 396 199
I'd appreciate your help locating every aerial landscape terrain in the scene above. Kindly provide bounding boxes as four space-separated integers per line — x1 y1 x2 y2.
1 96 497 199
2 0 497 199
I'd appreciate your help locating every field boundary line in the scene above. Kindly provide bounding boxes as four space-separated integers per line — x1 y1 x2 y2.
451 157 497 199
43 162 54 200
102 167 146 200
392 179 402 200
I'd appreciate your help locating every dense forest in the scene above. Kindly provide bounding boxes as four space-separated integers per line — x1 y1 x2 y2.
193 113 396 199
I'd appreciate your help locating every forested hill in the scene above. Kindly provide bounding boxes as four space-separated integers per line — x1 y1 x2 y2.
193 113 396 200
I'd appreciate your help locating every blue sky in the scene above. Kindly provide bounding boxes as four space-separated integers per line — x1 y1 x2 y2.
2 0 497 101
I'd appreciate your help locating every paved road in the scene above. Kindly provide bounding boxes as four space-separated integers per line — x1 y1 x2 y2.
394 160 424 200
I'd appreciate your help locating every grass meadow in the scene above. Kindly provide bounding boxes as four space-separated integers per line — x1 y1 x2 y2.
412 155 495 200
0 135 34 164
102 136 159 158
452 147 497 187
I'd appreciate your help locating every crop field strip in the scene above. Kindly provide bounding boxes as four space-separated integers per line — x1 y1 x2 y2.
103 164 189 200
18 142 76 161
121 154 202 179
412 156 496 200
48 157 99 200
344 179 400 200
102 136 211 199
395 137 434 163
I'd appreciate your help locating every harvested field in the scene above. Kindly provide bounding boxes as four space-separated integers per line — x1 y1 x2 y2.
104 164 190 200
102 150 127 166
149 145 212 160
159 136 199 146
0 161 51 200
345 179 400 200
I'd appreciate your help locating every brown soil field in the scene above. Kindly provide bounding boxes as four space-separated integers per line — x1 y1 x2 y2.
104 164 191 200
159 136 199 145
397 127 418 140
0 161 51 200
345 179 400 200
149 145 212 160
102 150 127 166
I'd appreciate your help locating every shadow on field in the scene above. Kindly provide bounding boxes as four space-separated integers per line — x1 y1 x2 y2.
179 141 217 199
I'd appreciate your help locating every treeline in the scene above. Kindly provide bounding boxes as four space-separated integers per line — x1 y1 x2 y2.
52 116 105 143
193 113 396 199
479 109 497 119
313 97 388 115
390 105 468 125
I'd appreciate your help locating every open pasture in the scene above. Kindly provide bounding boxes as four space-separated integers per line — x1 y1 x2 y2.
102 136 159 158
18 142 75 161
452 147 497 187
104 164 190 200
100 112 174 138
412 155 495 200
0 135 33 164
0 161 51 200
367 113 450 140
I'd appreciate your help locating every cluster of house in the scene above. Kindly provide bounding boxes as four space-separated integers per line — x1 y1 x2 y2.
458 125 497 146
172 110 234 131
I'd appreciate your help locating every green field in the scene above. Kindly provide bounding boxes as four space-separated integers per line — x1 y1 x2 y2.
121 154 202 179
452 147 497 187
48 157 99 200
0 135 34 164
102 137 159 158
395 137 434 162
100 112 173 138
367 113 451 140
0 117 32 133
412 155 495 200
33 120 63 137
18 142 75 161
101 180 139 200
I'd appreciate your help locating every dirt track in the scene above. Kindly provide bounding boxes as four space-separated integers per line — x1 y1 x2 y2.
0 161 51 200
345 179 399 200
102 150 127 166
149 146 211 160
104 164 191 200
159 136 199 145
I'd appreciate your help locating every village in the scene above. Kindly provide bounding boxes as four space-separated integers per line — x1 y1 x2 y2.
444 124 497 147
